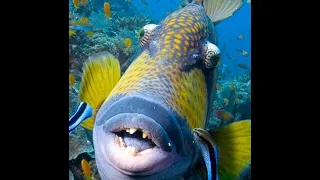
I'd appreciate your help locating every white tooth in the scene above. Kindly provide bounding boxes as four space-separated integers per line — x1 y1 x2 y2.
142 132 148 139
125 147 130 154
126 129 130 133
119 137 123 143
130 147 137 156
129 128 137 134
120 142 126 147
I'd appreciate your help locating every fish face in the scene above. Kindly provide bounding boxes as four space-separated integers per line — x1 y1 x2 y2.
94 95 196 179
93 4 217 180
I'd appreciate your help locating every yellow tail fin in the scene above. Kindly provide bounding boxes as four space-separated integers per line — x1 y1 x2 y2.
79 51 121 130
203 0 243 23
209 120 251 180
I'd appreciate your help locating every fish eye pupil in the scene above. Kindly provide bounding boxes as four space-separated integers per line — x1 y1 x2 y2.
211 55 221 68
139 29 145 39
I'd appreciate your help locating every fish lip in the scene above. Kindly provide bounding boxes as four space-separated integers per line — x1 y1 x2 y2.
104 113 172 152
94 113 177 175
96 94 187 155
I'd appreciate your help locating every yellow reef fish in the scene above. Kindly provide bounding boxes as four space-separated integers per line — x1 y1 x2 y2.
124 38 132 49
86 31 94 37
104 2 111 19
73 0 80 9
71 20 91 26
68 0 250 179
69 74 75 86
81 0 86 6
69 29 76 37
81 17 89 23
69 20 93 31
81 159 92 180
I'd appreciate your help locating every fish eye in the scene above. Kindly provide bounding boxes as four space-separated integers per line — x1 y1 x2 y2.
203 42 221 69
138 24 159 48
138 28 145 40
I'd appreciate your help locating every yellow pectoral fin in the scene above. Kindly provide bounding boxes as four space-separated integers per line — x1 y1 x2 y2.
79 51 121 109
209 120 251 180
78 51 121 130
80 117 94 130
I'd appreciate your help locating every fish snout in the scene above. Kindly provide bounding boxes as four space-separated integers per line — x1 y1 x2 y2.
93 95 186 177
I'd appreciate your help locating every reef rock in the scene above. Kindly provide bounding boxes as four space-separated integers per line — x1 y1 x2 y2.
69 126 94 160
69 168 74 180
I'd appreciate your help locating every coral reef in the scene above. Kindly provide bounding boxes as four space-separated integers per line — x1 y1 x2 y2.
69 126 94 160
68 9 155 113
69 151 101 180
110 15 153 31
69 29 139 80
208 72 251 129
69 169 74 180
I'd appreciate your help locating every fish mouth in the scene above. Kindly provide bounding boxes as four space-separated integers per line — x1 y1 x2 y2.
94 112 179 176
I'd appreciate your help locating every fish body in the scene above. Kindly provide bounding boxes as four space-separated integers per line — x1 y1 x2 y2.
69 29 77 37
214 109 234 121
237 63 250 69
73 0 80 8
93 4 219 178
104 2 111 19
69 25 93 31
68 0 250 179
124 38 132 49
81 159 92 180
69 102 92 134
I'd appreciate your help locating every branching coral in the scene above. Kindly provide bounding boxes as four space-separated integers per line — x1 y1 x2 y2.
208 73 251 129
111 15 152 31
69 126 94 161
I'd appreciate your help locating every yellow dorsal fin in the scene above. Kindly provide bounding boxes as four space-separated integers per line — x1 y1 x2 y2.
209 120 251 180
203 0 243 23
79 51 121 130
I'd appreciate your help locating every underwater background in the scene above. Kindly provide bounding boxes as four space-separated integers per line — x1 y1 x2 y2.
69 0 251 179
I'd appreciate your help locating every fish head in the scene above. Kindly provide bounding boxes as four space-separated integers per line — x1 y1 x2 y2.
93 4 220 180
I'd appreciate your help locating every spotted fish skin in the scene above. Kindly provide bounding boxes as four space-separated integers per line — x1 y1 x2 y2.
154 4 217 60
104 3 218 133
